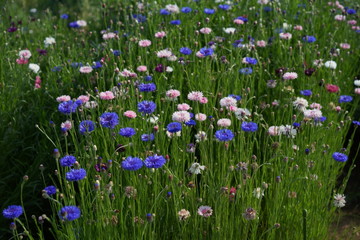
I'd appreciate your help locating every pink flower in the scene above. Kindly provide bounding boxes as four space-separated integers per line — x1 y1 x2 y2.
355 88 360 95
228 106 238 112
19 50 32 59
325 84 339 93
335 106 341 112
61 120 72 131
77 95 90 103
199 27 212 34
137 65 147 72
268 126 280 136
154 31 166 38
124 110 137 119
279 32 292 40
119 69 137 78
309 103 322 109
157 49 173 58
188 91 203 101
56 95 71 102
217 118 231 127
219 97 237 107
166 89 181 99
234 19 244 25
195 113 207 122
334 15 346 21
102 32 117 40
303 109 322 119
294 25 303 30
199 97 208 104
34 75 41 89
347 20 357 25
256 40 266 47
177 103 191 111
172 111 191 123
79 66 93 73
282 72 298 80
99 91 115 100
138 40 152 47
197 206 213 218
340 43 350 49
16 58 29 64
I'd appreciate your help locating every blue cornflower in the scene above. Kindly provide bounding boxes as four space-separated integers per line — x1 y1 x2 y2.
241 122 258 132
181 7 192 13
200 47 214 56
99 112 119 129
119 127 136 137
300 89 312 96
112 50 121 56
138 83 156 92
43 185 57 195
170 20 181 25
244 57 258 65
65 169 86 181
204 8 215 14
2 205 23 219
236 16 248 22
141 133 155 142
144 75 153 81
232 39 244 48
185 119 196 126
239 67 253 75
59 206 81 221
215 129 234 141
58 100 81 115
92 61 102 69
218 4 230 10
121 156 143 170
69 21 80 28
347 9 356 15
332 152 348 162
167 122 182 133
228 94 242 101
138 101 156 114
132 14 147 23
293 122 301 128
52 66 62 72
180 47 192 55
59 155 77 167
339 95 353 103
160 9 171 15
353 121 360 126
303 36 316 43
79 120 95 135
144 155 166 168
60 14 69 19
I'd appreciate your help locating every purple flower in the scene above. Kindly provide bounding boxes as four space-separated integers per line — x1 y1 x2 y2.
58 100 81 115
300 90 312 96
121 156 143 170
180 47 192 55
215 129 234 141
138 83 156 92
144 155 166 168
241 122 258 132
2 205 23 219
141 133 155 141
200 47 214 56
181 7 192 13
100 112 119 129
43 185 57 195
167 122 182 133
204 8 215 14
170 20 181 25
339 95 353 103
119 127 136 137
65 169 86 181
332 152 348 162
138 101 156 114
59 155 76 167
59 206 81 221
79 120 95 134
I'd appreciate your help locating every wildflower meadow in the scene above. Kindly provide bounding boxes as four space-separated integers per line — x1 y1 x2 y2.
1 0 360 239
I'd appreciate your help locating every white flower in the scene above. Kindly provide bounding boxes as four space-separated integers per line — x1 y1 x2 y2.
195 131 207 142
18 50 32 59
157 49 173 58
223 28 236 34
234 108 251 120
147 116 159 124
189 163 206 175
279 125 297 138
253 187 264 199
76 20 87 27
166 66 174 72
219 97 237 108
29 63 40 73
303 109 322 119
44 37 56 47
166 131 181 138
324 61 337 69
165 4 180 13
293 97 309 112
354 80 360 87
333 194 346 208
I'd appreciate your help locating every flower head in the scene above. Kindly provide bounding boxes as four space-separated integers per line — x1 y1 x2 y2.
59 206 81 221
138 101 156 114
178 209 191 221
241 122 258 132
339 95 353 103
332 152 348 162
144 155 166 168
119 127 136 137
197 206 213 217
2 205 23 219
100 112 119 129
79 120 95 134
121 157 143 170
167 122 182 133
65 169 87 181
59 155 76 167
58 100 81 115
43 185 57 195
215 129 234 141
333 194 346 208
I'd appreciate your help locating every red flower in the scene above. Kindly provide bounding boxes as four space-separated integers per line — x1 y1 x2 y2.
326 84 339 93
